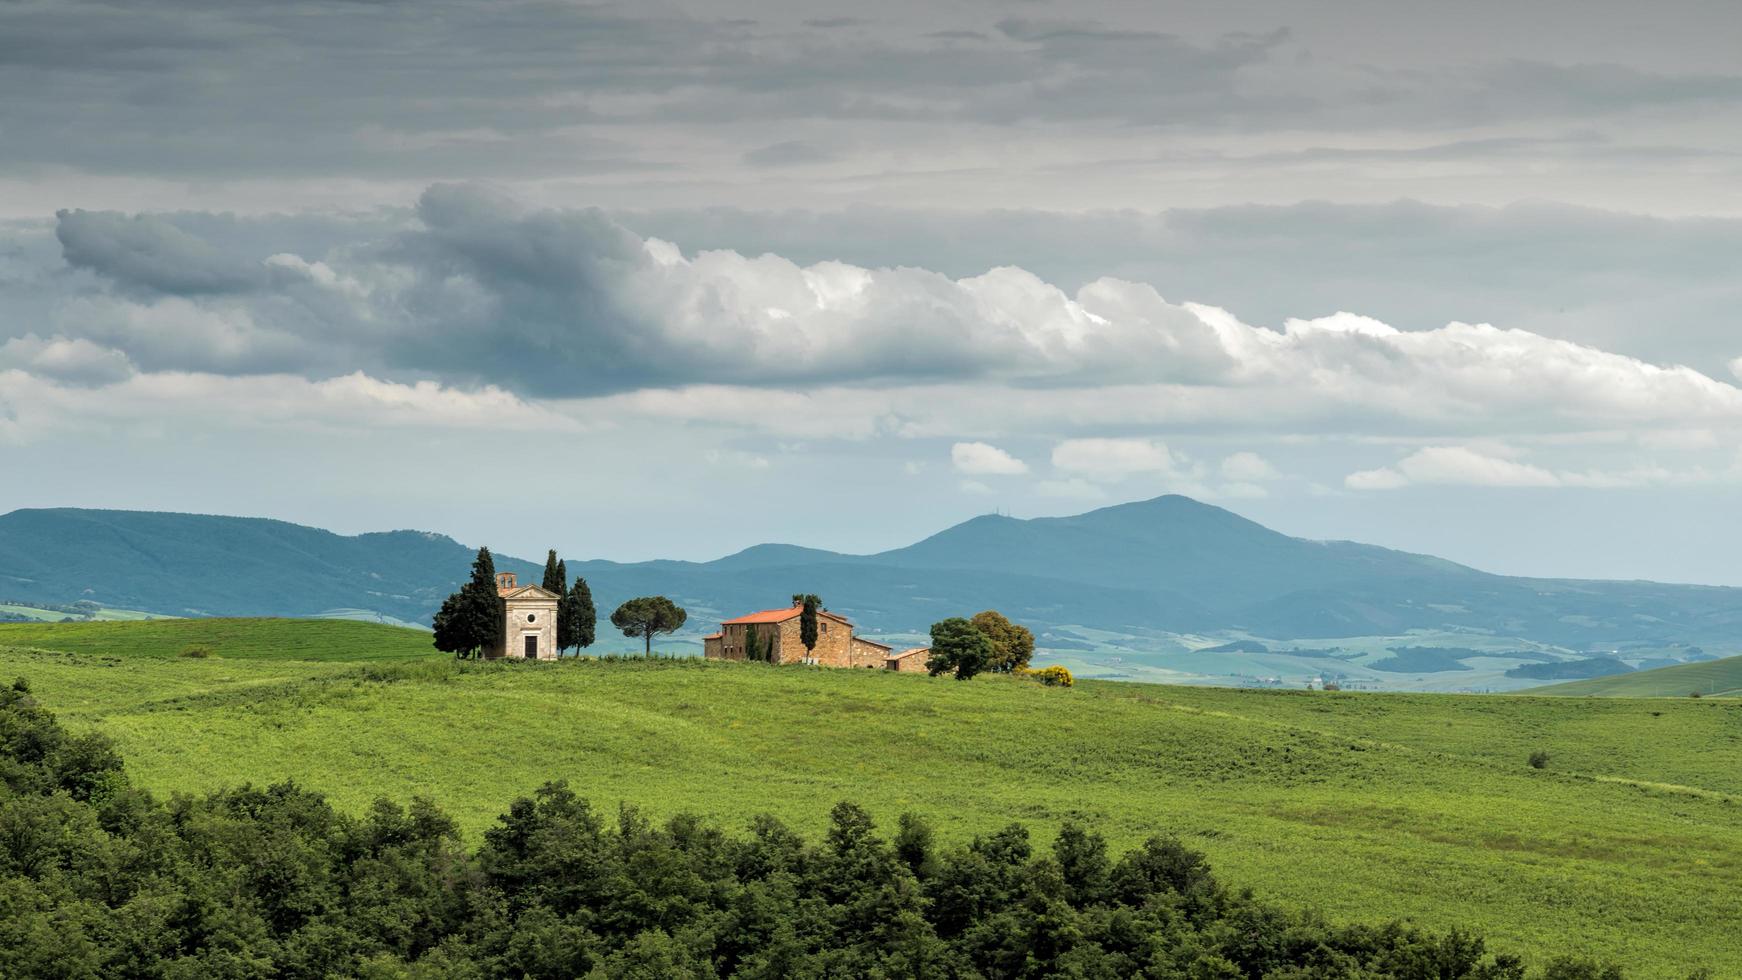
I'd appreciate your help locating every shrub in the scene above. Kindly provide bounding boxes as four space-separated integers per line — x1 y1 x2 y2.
1689 691 1703 699
1528 749 1551 770
179 645 214 659
1019 665 1074 687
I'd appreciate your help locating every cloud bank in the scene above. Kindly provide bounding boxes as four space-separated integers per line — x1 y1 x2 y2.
28 186 1742 445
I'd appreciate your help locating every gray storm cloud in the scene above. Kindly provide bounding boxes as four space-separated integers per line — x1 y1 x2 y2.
57 210 269 295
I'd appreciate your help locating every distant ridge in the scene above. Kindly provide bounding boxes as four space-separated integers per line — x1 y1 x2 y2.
0 507 540 622
3 496 1742 654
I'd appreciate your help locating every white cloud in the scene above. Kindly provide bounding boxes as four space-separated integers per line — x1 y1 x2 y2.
951 441 1028 475
0 367 577 445
0 335 134 386
1220 451 1280 482
958 480 994 495
1396 446 1562 488
1345 466 1412 491
1051 437 1180 482
1344 444 1685 491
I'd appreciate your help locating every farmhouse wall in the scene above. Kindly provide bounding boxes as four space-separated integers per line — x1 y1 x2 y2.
774 614 856 665
886 647 930 673
849 637 893 668
715 622 765 660
710 605 908 671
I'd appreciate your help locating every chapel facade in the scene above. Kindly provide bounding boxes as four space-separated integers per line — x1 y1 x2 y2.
488 572 560 660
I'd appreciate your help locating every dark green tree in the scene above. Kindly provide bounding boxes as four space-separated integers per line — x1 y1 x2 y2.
541 550 565 594
793 593 822 658
970 609 1035 673
609 596 687 654
748 623 780 663
560 574 596 655
432 547 504 659
925 617 992 680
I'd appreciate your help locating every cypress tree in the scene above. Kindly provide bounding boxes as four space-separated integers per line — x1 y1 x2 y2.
431 591 467 659
435 547 504 659
560 575 596 655
793 593 822 658
542 550 565 594
461 546 504 658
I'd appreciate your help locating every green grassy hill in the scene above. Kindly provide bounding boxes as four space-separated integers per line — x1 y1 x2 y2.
2 619 1738 977
1535 653 1742 698
0 617 433 661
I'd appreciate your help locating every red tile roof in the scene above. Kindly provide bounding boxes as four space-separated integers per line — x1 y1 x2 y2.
702 632 722 640
720 605 853 626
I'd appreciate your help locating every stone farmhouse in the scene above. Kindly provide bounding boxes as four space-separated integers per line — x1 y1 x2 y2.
703 602 921 669
487 572 559 660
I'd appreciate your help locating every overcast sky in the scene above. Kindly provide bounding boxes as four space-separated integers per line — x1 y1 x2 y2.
5 0 1742 585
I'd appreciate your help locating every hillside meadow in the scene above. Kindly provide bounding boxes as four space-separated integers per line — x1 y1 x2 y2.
1537 654 1742 699
0 619 1737 977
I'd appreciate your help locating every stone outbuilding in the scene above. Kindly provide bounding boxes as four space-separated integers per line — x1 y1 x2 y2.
703 602 894 669
488 572 559 660
886 647 931 672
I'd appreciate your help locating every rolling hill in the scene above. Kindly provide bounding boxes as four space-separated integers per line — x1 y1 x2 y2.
1536 653 1742 698
5 497 1742 665
2 617 1735 977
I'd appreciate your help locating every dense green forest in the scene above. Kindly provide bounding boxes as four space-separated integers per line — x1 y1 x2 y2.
0 676 1671 979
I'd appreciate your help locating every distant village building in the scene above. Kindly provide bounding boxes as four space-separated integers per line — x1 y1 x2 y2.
488 572 559 660
702 602 901 669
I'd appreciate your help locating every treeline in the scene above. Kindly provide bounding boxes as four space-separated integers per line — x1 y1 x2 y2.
0 680 1666 979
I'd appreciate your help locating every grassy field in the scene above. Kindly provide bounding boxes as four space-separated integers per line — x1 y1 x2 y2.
0 617 433 660
1537 654 1742 698
2 619 1738 977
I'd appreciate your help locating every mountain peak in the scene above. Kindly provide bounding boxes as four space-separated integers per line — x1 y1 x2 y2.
708 542 847 569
